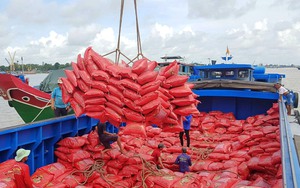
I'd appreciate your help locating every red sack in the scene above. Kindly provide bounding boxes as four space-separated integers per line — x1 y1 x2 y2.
31 168 54 187
79 70 92 85
91 70 110 82
84 89 105 99
70 98 85 117
107 85 124 100
71 62 80 78
105 94 124 107
105 107 122 123
77 79 90 93
106 64 122 79
121 78 141 92
58 136 87 148
61 77 75 94
169 84 193 97
65 70 77 87
171 95 196 106
68 150 91 162
91 80 108 92
132 58 148 75
164 75 189 88
161 60 179 78
109 77 124 90
122 121 147 137
135 91 158 106
86 111 107 122
61 84 71 104
106 101 124 116
139 80 161 96
73 90 85 108
136 71 158 85
85 97 106 105
142 99 160 114
147 61 158 71
74 158 94 170
123 88 141 101
87 131 100 147
123 97 142 112
162 123 183 133
173 104 199 116
213 142 232 154
77 54 85 70
86 60 99 75
90 49 111 70
123 107 145 122
85 104 105 112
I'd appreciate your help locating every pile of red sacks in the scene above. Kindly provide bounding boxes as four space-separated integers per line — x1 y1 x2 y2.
22 103 282 187
61 47 200 132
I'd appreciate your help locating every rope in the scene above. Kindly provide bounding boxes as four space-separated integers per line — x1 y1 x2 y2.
115 0 125 64
102 0 145 66
134 0 143 58
31 99 52 122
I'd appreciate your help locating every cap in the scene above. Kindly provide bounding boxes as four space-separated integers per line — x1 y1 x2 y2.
57 78 63 84
15 148 31 162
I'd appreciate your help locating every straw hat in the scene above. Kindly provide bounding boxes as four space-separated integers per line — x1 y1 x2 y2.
15 148 31 162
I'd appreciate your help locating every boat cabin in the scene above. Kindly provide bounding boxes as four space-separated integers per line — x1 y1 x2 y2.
192 64 254 81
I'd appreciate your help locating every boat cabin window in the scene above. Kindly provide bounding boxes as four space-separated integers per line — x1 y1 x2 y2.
211 71 222 78
238 70 249 78
225 70 234 78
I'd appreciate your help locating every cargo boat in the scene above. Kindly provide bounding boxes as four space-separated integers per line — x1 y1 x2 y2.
0 69 72 123
0 57 300 187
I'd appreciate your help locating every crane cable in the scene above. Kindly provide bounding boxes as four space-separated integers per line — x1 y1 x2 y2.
103 0 145 65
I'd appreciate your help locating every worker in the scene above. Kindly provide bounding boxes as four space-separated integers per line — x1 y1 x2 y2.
13 148 33 188
151 143 165 169
51 78 70 117
96 122 125 154
274 83 293 115
179 115 192 147
175 147 192 173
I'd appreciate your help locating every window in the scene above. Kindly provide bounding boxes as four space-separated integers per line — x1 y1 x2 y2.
238 70 249 78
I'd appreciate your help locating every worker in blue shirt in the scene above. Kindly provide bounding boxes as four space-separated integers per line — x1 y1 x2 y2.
175 147 192 173
180 115 192 147
51 78 70 117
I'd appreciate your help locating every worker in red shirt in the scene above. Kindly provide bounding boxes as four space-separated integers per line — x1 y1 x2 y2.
151 143 165 169
13 148 33 188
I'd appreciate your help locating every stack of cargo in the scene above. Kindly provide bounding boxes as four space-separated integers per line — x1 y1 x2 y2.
23 104 282 187
61 47 200 132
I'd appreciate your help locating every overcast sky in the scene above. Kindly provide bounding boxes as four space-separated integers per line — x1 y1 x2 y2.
1 0 300 67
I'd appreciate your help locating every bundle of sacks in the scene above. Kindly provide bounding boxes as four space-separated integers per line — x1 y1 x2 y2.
61 47 200 132
23 104 282 187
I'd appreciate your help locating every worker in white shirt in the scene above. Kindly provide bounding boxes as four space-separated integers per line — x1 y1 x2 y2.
274 83 293 115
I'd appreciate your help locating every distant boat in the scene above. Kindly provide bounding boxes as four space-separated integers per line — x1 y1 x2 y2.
23 68 37 74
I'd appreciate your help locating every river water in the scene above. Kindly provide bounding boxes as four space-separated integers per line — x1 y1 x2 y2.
0 68 299 129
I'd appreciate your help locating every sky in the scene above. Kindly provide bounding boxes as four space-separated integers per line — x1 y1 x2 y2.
0 0 300 67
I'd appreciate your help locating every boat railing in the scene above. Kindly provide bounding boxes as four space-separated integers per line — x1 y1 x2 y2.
0 114 98 174
279 101 300 188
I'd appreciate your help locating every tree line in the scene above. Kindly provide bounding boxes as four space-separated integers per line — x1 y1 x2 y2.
0 62 70 72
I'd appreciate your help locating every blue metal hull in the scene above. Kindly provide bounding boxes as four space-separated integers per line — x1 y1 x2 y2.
194 89 278 119
0 115 98 174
